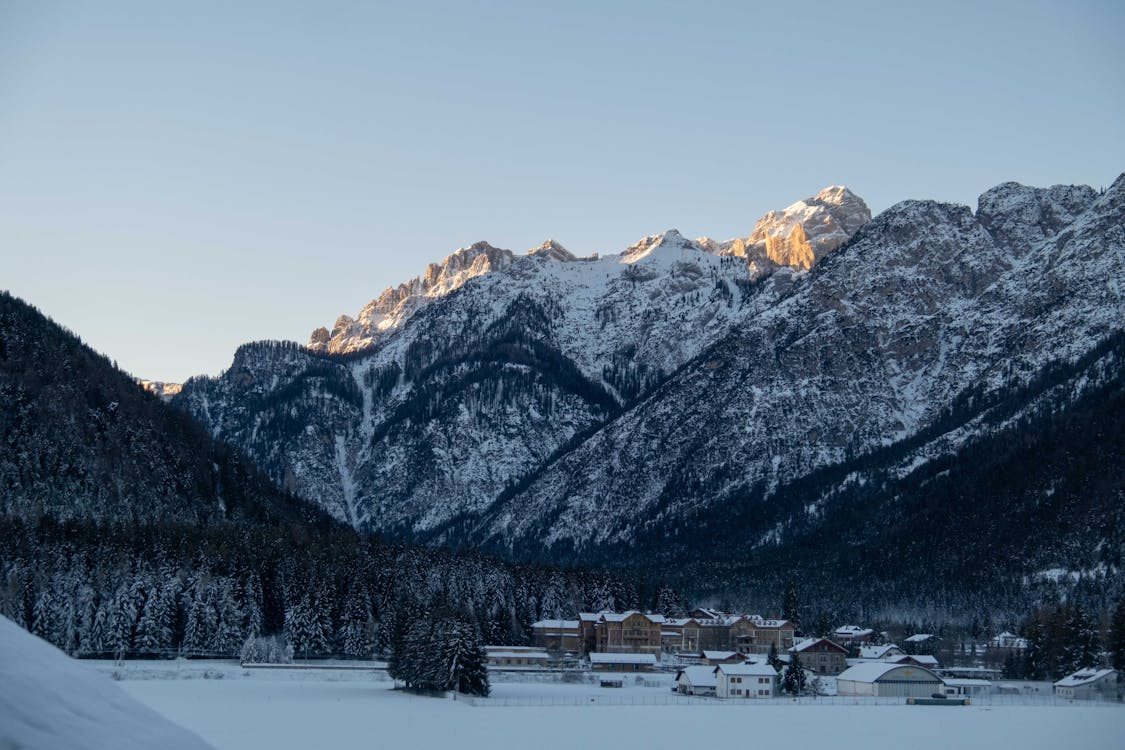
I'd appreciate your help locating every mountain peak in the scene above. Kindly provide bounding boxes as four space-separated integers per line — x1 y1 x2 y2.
722 185 871 273
528 239 577 262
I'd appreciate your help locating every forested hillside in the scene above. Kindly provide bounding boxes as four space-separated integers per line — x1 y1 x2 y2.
0 291 653 657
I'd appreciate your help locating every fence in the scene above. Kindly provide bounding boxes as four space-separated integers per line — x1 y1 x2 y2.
458 693 1124 708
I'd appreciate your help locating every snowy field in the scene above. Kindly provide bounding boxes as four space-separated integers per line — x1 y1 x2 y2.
100 662 1125 750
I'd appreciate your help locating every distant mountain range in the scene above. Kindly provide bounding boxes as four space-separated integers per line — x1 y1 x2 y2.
165 176 1123 613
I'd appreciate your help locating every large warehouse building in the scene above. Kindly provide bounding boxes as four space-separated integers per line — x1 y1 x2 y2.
836 663 944 698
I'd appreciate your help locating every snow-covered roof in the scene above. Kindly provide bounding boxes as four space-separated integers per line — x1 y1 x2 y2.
858 644 901 659
837 662 941 683
905 633 936 642
944 678 993 687
597 611 665 624
530 619 579 630
578 613 601 622
717 662 776 677
791 637 847 653
1054 668 1117 687
834 625 873 636
890 654 939 667
702 650 739 660
588 652 657 665
487 650 549 660
676 665 719 687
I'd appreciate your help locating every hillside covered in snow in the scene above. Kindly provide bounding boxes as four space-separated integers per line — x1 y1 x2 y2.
174 177 1125 610
0 615 215 750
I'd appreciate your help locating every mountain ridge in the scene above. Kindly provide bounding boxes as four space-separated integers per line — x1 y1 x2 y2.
172 175 1124 611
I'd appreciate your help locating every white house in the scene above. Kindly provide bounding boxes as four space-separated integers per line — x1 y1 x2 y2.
989 631 1028 650
942 678 994 698
675 665 718 696
715 662 777 699
836 662 945 698
1054 669 1118 701
858 644 905 660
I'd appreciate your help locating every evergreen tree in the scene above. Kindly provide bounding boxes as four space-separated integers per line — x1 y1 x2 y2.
783 651 807 695
1109 599 1125 672
340 582 373 659
782 580 800 629
767 642 781 672
1061 604 1100 674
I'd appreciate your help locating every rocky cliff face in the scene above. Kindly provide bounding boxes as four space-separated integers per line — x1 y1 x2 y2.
308 241 516 355
470 178 1123 560
177 187 869 532
713 185 872 277
174 178 1124 602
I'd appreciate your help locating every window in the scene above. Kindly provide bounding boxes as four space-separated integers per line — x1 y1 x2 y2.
759 689 770 696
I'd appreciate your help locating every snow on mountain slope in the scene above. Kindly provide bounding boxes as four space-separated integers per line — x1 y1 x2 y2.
0 615 215 750
469 177 1124 555
309 241 515 354
175 176 1122 571
178 188 869 531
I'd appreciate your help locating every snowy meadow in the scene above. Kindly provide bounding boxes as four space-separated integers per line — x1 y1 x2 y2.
103 662 1125 750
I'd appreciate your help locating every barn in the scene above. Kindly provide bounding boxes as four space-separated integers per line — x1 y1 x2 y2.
836 662 944 698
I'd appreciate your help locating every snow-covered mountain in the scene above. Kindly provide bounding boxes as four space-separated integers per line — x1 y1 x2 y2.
174 177 1124 603
177 187 870 529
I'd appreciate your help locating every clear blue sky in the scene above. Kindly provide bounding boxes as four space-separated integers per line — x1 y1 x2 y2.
2 1 1122 382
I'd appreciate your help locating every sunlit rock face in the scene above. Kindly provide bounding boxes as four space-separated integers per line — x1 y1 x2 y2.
720 185 872 276
309 241 515 355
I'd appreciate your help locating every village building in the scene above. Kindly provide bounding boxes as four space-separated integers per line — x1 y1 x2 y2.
675 665 718 696
730 616 796 655
833 625 876 645
989 631 1028 650
595 611 665 654
857 644 904 660
836 663 945 698
888 653 940 669
715 662 777 699
790 637 849 675
941 678 994 698
588 652 657 673
1054 668 1119 701
577 613 601 654
701 650 745 665
903 633 941 654
530 619 580 653
484 646 550 668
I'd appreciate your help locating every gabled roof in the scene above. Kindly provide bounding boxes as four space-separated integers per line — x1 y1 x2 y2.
675 665 719 688
890 654 939 667
858 644 901 659
702 650 740 661
905 633 937 642
588 652 657 665
716 662 776 677
1054 668 1117 687
598 611 665 624
837 662 942 683
791 637 848 654
834 625 874 637
578 613 601 622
